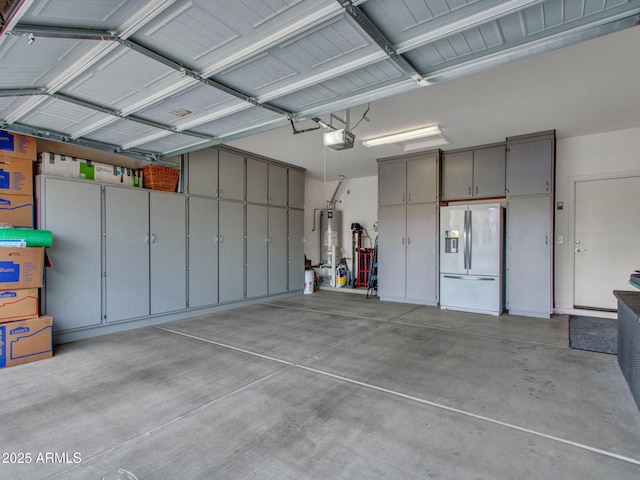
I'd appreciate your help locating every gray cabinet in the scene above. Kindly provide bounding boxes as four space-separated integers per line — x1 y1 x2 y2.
268 164 287 207
378 204 438 305
288 169 305 209
246 204 268 298
246 205 288 298
288 208 305 291
247 158 287 207
149 192 187 314
378 161 406 206
379 153 439 206
505 195 553 317
442 145 505 200
188 196 218 308
218 200 245 303
105 187 186 322
505 131 555 318
105 187 150 322
38 177 102 331
441 150 473 200
506 134 554 196
188 148 218 197
268 207 287 294
218 150 245 201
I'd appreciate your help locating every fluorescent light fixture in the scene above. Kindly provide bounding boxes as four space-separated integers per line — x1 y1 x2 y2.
362 125 443 148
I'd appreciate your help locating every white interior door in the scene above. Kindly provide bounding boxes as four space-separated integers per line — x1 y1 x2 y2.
574 176 640 310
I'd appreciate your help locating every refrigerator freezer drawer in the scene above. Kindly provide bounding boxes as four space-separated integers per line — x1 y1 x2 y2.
440 274 503 315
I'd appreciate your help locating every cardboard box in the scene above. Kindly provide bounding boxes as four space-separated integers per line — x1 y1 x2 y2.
0 247 44 289
38 152 141 187
0 315 53 369
0 130 36 160
0 194 34 228
0 156 34 196
0 288 39 322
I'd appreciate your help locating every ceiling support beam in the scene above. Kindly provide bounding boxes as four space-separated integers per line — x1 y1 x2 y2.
336 0 423 83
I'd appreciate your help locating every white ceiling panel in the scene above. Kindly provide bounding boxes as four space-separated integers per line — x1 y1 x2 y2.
60 45 184 111
134 0 339 73
192 107 282 138
18 96 112 134
0 34 99 88
134 84 246 129
1 0 638 161
17 0 151 30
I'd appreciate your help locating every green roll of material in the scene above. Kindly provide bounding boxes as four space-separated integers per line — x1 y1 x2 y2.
0 228 53 247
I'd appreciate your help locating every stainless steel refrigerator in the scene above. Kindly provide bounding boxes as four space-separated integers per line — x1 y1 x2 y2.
440 203 504 315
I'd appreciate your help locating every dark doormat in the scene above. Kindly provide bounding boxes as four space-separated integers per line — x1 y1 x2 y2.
569 315 617 354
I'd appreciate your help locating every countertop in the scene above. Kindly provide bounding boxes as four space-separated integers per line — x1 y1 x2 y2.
614 290 640 317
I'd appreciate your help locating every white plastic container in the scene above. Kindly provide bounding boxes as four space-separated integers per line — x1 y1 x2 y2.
304 270 314 294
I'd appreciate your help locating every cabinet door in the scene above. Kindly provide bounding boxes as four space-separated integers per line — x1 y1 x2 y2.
188 148 218 197
473 145 505 198
188 197 218 308
218 200 245 302
246 204 268 298
268 164 288 207
288 169 305 209
506 195 552 317
268 207 288 294
441 150 473 200
378 161 406 206
150 192 186 314
506 136 553 196
288 209 305 291
41 178 102 331
246 158 268 204
378 205 406 299
407 154 438 203
105 187 150 322
218 150 245 201
406 203 438 305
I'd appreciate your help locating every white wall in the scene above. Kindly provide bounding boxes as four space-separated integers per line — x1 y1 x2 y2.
304 175 378 265
554 126 640 311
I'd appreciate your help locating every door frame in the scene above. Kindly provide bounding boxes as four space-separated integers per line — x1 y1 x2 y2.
568 171 640 311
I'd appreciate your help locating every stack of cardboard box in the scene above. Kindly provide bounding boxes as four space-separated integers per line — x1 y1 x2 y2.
0 129 53 369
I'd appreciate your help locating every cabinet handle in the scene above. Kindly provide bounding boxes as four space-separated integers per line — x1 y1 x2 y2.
215 188 219 197
214 235 219 244
402 237 405 245
145 233 149 244
408 193 411 203
545 181 549 191
402 194 405 203
468 186 471 195
219 189 223 197
475 185 478 195
407 237 411 245
219 234 223 244
151 233 156 244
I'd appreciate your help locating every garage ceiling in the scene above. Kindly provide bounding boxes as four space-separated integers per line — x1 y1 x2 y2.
1 0 639 164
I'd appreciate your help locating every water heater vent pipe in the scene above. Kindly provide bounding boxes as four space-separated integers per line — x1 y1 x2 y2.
327 175 345 209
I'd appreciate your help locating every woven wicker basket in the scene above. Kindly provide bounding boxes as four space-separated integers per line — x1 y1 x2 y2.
141 164 180 192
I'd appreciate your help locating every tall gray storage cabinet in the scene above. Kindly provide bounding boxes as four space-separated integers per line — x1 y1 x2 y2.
37 177 103 332
377 151 440 305
505 131 555 318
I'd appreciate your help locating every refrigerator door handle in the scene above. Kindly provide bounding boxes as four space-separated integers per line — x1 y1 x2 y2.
463 210 469 270
468 210 472 270
443 275 495 281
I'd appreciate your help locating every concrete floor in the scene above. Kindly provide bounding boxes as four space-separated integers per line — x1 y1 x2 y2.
2 291 640 479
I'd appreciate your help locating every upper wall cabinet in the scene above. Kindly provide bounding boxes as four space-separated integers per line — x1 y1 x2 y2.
188 148 218 197
247 158 287 207
506 132 555 196
218 150 245 201
288 169 305 209
441 145 505 200
378 152 439 206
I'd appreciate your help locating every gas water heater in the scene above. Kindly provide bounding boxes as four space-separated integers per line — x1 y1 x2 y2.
319 209 342 265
